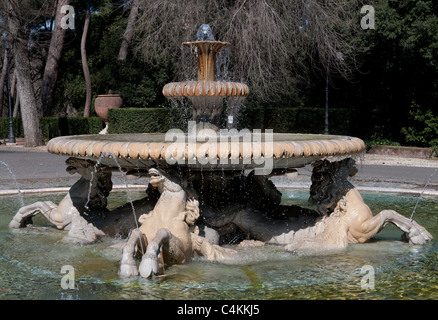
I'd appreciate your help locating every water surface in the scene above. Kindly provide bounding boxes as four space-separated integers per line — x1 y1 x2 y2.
0 190 437 300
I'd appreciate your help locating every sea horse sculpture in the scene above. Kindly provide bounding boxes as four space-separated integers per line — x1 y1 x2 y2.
9 157 112 243
291 158 434 251
200 158 433 252
118 168 235 278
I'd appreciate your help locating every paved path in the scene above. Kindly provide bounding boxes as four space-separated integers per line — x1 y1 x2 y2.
0 146 130 193
274 162 438 196
1 144 438 196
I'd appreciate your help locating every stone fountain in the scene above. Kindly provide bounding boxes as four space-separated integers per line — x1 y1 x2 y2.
163 24 249 130
9 25 432 278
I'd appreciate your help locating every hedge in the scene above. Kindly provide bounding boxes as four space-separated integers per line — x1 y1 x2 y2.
0 117 103 140
108 107 353 135
40 117 103 139
237 107 352 135
0 108 352 140
0 117 24 140
107 107 188 134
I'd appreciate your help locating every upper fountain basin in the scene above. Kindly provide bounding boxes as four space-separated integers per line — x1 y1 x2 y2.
47 133 366 171
163 81 249 98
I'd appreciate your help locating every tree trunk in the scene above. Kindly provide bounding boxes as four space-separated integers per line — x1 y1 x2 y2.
8 0 44 146
10 68 17 100
40 0 69 117
13 89 20 117
0 16 5 116
15 48 44 146
82 5 92 117
12 69 20 117
118 0 140 61
0 49 8 116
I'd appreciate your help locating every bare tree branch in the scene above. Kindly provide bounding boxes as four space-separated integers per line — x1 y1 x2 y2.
133 0 364 102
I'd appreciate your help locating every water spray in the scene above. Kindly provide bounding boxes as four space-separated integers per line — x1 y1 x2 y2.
0 160 24 206
410 167 438 221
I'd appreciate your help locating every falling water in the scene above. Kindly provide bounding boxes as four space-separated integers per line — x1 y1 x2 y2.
106 154 145 260
225 96 247 130
84 154 105 213
106 153 139 229
178 44 197 81
168 97 191 130
216 47 231 81
200 166 204 206
83 152 140 230
0 160 24 206
410 167 438 221
176 163 184 186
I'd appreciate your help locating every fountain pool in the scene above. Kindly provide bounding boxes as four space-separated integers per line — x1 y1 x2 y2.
1 189 437 300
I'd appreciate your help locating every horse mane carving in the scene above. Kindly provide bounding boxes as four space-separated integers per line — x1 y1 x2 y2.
309 158 358 215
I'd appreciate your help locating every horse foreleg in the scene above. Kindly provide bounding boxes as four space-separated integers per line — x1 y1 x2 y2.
9 201 61 229
118 228 148 277
354 209 433 245
138 228 173 278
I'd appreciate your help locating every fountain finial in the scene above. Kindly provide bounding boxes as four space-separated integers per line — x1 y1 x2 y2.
196 24 215 41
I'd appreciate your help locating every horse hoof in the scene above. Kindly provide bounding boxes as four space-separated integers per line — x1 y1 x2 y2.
118 263 139 277
408 222 433 245
138 254 159 278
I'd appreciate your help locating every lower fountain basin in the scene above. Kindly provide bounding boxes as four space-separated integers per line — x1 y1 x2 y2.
47 133 366 171
1 190 437 300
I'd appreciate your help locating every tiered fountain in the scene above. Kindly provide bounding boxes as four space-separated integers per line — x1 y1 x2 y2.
45 25 365 172
163 24 249 130
9 25 431 278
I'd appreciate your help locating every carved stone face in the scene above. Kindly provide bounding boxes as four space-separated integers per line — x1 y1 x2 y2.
65 157 95 178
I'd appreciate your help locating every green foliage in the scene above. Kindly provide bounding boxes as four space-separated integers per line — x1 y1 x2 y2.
401 102 438 152
238 107 352 135
52 1 175 116
0 117 102 140
107 108 187 133
108 107 353 135
364 138 401 151
330 0 438 142
40 117 103 139
90 12 175 108
0 118 24 140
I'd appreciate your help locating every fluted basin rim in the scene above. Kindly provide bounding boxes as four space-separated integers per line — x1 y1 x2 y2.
47 133 366 171
163 81 250 98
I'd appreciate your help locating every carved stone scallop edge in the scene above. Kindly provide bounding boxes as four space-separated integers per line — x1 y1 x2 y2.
47 135 366 163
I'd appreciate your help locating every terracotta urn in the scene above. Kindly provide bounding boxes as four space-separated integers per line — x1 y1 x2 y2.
94 94 123 123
